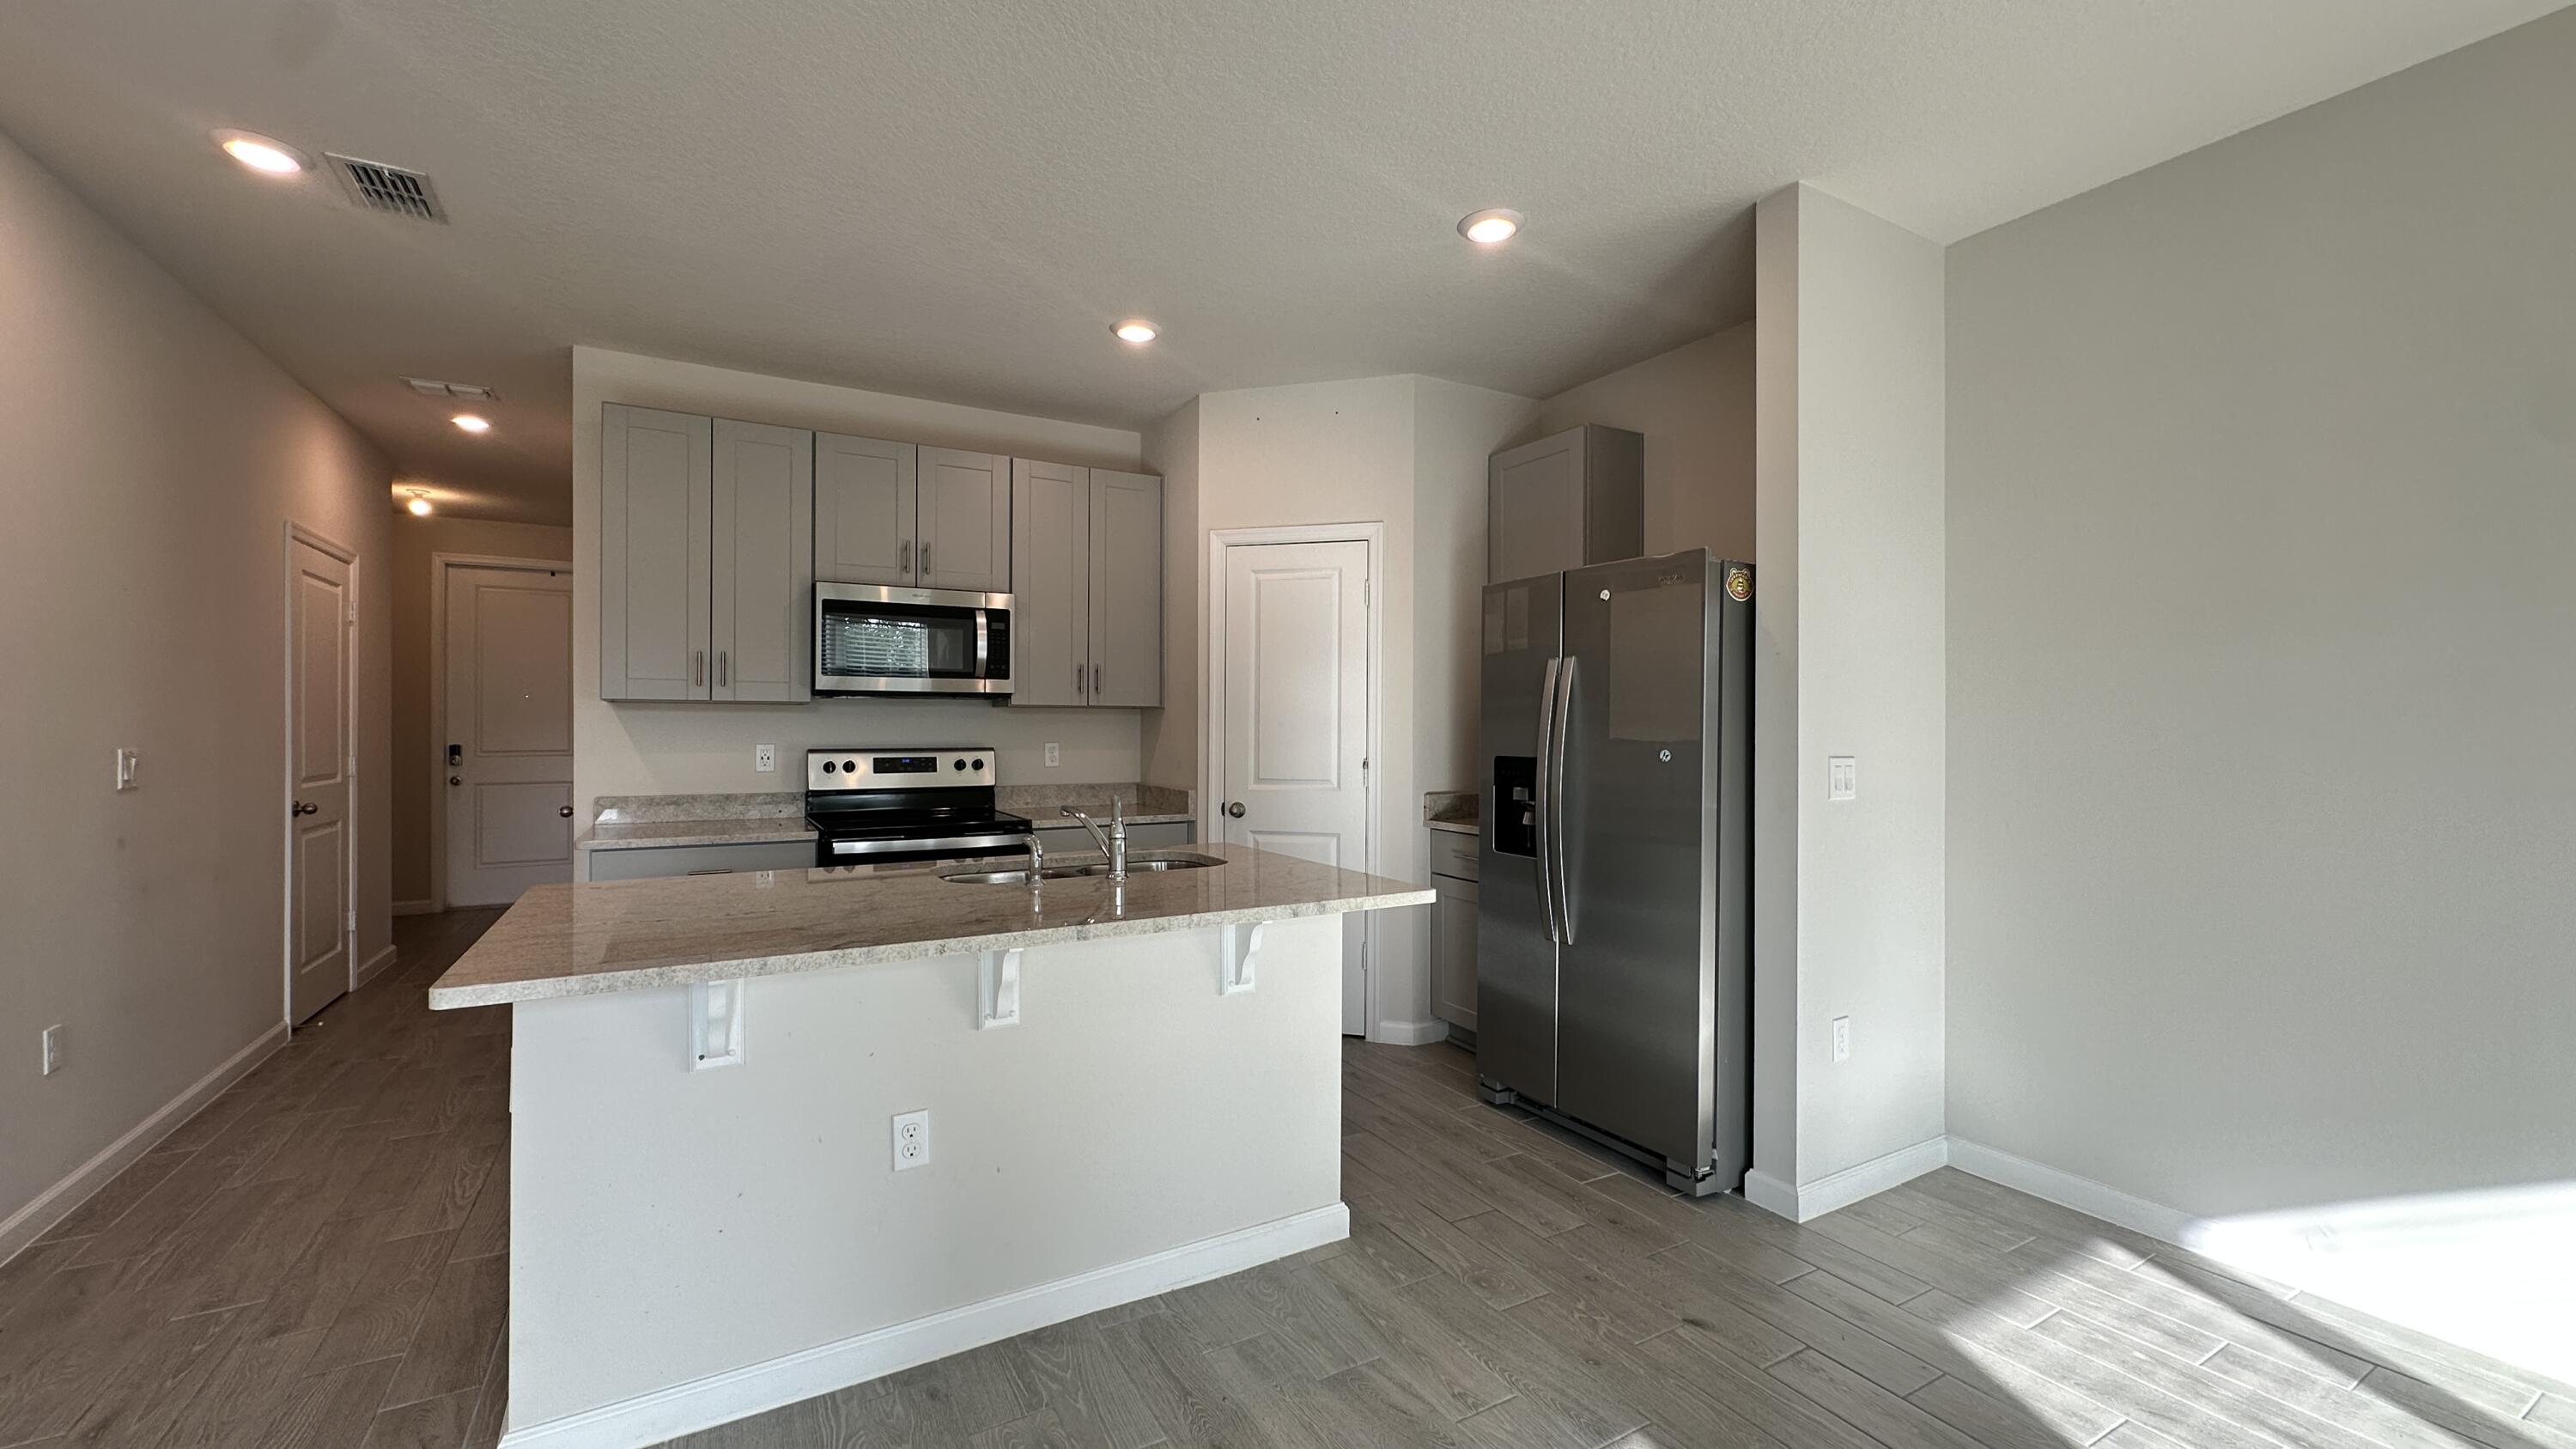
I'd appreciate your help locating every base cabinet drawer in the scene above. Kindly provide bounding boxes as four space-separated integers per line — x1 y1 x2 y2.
1428 828 1479 881
586 839 816 881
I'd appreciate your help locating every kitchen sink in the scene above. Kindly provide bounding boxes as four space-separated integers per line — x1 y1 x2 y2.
939 851 1226 886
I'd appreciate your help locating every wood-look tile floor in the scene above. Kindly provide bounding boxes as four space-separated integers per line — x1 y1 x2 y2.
11 910 2574 1449
0 909 512 1449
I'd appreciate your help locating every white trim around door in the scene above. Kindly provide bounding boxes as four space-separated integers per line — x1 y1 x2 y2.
1202 522 1384 1039
428 551 574 910
283 521 361 1026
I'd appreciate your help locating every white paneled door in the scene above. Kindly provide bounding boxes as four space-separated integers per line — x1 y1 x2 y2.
1218 539 1372 1033
288 535 354 1025
444 563 574 907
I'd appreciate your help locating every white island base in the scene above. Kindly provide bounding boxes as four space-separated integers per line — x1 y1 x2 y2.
499 916 1346 1448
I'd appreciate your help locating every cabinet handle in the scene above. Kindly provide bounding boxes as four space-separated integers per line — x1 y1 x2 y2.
694 649 705 685
1075 663 1084 696
900 539 912 573
1093 664 1103 696
920 544 931 578
718 650 728 687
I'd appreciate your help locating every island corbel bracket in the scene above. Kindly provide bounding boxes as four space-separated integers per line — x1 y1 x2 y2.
979 948 1024 1028
689 980 747 1069
1218 922 1265 995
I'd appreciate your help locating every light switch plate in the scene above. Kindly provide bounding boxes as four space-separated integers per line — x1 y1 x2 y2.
1827 756 1856 801
114 749 139 791
41 1025 64 1076
1832 1015 1851 1062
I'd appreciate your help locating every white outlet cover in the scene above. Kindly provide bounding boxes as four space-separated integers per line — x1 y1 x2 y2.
1832 1015 1852 1062
41 1024 64 1075
754 744 776 772
1045 742 1060 767
892 1109 931 1171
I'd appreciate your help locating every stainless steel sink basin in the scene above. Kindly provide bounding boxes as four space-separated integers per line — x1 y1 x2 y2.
939 851 1226 886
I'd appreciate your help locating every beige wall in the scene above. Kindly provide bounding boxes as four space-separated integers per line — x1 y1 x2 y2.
390 515 574 908
0 131 393 1239
1414 379 1543 798
1752 184 1948 1211
1138 398 1200 792
569 348 1148 818
1947 9 2576 1217
1531 322 1758 563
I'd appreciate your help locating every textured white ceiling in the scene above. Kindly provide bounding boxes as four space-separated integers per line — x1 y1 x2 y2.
2 0 2560 522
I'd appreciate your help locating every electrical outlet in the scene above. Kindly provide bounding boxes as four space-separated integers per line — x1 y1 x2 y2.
1832 1015 1851 1063
1044 742 1060 768
891 1110 931 1171
754 744 776 773
114 749 139 791
1827 756 1856 801
41 1025 64 1076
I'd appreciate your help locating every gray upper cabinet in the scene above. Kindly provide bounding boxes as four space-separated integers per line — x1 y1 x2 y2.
1487 424 1643 583
813 433 918 586
601 404 713 701
918 447 1011 593
1008 460 1090 707
1087 470 1163 707
711 419 813 703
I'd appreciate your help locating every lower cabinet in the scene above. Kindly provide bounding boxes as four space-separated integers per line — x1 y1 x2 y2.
586 839 817 881
1431 830 1479 1037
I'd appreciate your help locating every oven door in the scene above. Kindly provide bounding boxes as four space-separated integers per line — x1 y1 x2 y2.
813 583 1014 695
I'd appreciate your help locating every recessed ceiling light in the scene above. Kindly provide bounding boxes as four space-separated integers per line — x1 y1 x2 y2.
1458 209 1523 245
213 130 307 176
1113 320 1158 344
404 489 434 516
451 413 492 434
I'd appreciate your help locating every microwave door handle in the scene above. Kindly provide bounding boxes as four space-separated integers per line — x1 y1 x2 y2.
1549 654 1577 945
974 610 990 677
1533 655 1560 945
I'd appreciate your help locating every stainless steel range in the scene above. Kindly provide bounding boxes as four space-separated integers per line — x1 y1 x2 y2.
805 747 1033 868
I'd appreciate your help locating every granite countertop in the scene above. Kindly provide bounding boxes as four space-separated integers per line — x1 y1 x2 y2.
1425 790 1479 837
426 843 1431 1009
1004 782 1194 828
576 818 818 851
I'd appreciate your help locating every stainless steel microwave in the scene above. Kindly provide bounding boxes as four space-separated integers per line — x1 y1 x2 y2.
813 582 1013 696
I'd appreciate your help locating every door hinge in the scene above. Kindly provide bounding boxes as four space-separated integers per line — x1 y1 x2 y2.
344 908 356 933
345 604 357 626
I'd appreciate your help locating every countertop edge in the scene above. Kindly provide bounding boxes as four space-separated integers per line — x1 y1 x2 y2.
425 886 1437 1010
576 813 1196 851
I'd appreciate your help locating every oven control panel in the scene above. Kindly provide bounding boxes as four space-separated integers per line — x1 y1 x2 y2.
806 748 994 790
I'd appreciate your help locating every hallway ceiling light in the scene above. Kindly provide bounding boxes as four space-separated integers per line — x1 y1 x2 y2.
1113 320 1158 344
213 130 307 175
405 489 434 516
1458 209 1522 245
451 413 492 434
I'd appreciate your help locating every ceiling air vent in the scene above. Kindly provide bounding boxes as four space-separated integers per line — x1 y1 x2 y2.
325 153 447 222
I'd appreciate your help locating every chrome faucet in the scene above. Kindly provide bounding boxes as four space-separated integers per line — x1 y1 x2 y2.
1060 800 1127 880
1018 831 1045 880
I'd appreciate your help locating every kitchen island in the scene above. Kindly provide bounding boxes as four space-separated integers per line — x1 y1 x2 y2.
428 843 1431 1449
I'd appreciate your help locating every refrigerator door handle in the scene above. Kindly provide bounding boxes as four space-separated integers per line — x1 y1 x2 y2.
1533 655 1561 944
1549 654 1578 945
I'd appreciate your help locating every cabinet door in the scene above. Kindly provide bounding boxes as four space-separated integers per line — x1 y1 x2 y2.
1086 470 1163 706
1487 426 1586 583
711 419 813 703
1005 460 1088 707
1434 875 1480 1029
600 404 711 700
918 447 1011 592
814 433 917 586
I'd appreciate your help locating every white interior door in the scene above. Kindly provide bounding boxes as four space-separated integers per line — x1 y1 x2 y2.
288 536 353 1025
1218 539 1371 1033
444 563 574 907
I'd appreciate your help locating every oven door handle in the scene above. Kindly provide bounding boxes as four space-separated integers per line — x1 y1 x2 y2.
830 831 1030 857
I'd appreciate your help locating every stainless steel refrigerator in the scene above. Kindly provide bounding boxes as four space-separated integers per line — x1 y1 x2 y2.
1477 549 1753 1196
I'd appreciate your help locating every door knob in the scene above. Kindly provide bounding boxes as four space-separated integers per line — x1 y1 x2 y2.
449 775 462 786
1225 801 1246 819
292 801 318 816
558 805 574 818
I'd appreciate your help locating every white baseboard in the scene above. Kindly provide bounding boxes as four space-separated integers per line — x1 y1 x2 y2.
354 944 399 989
0 1021 289 1264
1945 1137 2196 1244
1370 1017 1450 1046
498 1202 1352 1449
1945 1136 2576 1385
1745 1136 1951 1223
392 899 438 916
